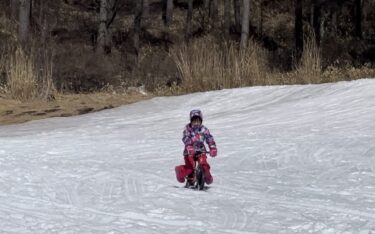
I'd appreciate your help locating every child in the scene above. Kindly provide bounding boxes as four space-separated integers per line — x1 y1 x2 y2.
175 109 217 186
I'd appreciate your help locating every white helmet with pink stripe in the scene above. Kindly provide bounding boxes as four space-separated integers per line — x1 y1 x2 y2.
189 109 203 123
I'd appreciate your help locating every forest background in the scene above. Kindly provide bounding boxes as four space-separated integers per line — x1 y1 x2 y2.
0 0 374 124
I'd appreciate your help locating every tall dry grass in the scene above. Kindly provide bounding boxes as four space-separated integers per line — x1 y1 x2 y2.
36 47 55 100
0 49 6 94
0 10 55 101
4 46 55 101
295 34 322 84
7 48 37 100
170 37 269 92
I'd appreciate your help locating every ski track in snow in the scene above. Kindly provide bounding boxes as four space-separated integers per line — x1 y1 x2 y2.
1 79 375 233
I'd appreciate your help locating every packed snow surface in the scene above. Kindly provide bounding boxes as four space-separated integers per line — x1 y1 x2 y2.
1 79 375 233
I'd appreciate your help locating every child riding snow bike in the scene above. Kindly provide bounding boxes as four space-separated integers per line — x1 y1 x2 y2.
175 110 217 190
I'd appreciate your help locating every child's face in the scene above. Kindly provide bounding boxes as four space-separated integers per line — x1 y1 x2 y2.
191 118 202 127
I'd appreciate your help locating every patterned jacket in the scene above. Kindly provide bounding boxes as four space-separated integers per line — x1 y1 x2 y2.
182 123 216 155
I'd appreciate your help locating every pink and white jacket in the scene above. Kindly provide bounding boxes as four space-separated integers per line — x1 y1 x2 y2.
182 123 216 155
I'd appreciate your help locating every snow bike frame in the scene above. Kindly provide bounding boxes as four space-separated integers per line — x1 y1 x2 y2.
185 150 210 190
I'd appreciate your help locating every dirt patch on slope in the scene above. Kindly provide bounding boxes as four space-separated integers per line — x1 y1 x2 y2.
0 92 152 125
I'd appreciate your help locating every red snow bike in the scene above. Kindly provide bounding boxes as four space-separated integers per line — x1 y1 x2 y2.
185 150 210 191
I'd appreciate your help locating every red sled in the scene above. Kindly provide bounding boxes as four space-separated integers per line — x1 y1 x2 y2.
175 151 213 190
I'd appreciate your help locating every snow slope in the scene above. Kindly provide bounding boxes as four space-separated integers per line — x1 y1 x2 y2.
1 79 375 234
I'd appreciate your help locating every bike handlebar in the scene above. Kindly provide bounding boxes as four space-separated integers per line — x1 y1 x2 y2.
194 151 210 155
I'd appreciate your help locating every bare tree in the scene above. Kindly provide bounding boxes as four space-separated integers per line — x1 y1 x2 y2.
295 0 303 57
204 0 210 9
224 0 231 39
10 0 18 19
240 0 250 50
331 6 338 35
210 0 218 21
134 0 143 56
97 0 119 54
233 0 242 33
36 0 48 44
161 0 173 49
143 0 149 19
355 0 363 39
259 0 264 37
163 0 173 27
199 0 217 31
186 0 193 41
97 0 110 54
312 0 321 45
19 0 31 45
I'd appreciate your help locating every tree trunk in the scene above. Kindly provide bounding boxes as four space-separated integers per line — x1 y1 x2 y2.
186 0 193 41
37 0 47 44
355 0 362 39
233 0 241 33
11 0 18 19
204 0 210 9
163 0 173 27
134 0 143 56
224 0 231 39
210 0 218 21
312 1 321 46
332 9 337 35
295 0 303 58
19 0 31 45
260 0 263 37
107 0 118 28
240 0 250 50
97 0 110 54
320 12 325 39
310 2 314 26
143 0 149 19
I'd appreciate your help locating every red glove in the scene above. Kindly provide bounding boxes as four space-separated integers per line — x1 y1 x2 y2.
210 147 217 157
186 145 195 156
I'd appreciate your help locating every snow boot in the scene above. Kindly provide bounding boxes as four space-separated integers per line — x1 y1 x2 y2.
185 172 196 187
202 165 213 184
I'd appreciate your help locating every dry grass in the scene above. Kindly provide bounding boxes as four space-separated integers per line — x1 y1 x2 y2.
37 48 55 100
0 48 6 90
7 48 38 100
3 46 55 102
170 34 374 93
170 36 269 93
1 9 56 101
153 82 184 96
269 64 375 86
295 34 322 84
322 65 375 83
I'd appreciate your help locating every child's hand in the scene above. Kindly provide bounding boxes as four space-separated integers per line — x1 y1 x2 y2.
210 147 217 157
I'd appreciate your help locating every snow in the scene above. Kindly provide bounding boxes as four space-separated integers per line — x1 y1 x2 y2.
1 79 375 233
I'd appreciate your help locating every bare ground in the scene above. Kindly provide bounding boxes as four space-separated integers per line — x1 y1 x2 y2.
0 92 152 125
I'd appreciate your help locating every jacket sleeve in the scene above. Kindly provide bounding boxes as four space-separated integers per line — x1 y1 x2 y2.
203 127 216 148
182 125 192 146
